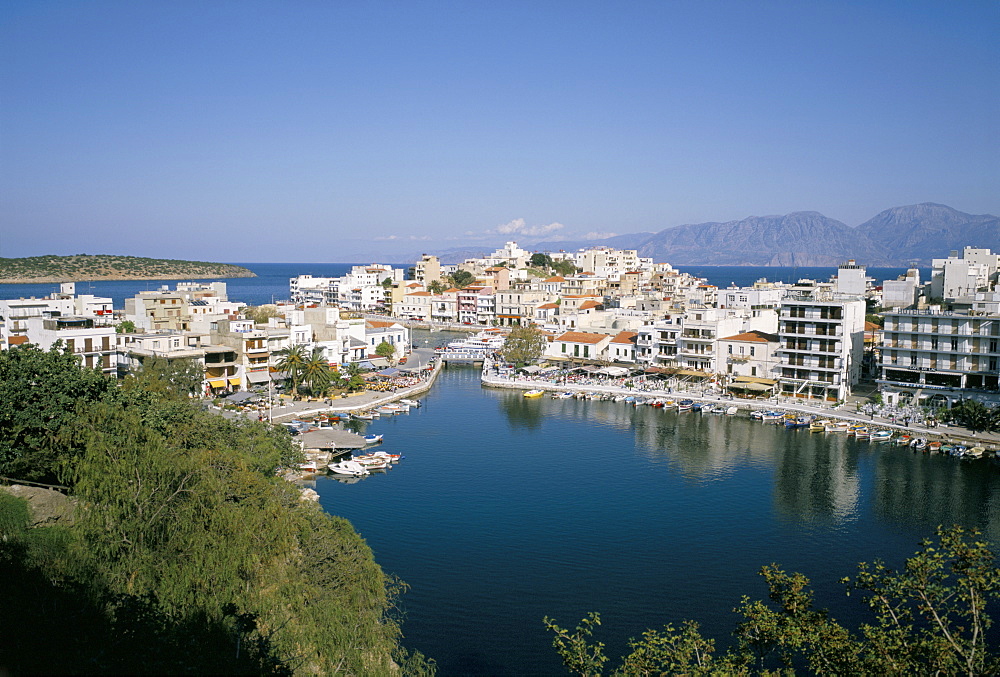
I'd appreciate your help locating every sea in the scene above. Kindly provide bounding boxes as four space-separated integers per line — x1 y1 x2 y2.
0 263 926 309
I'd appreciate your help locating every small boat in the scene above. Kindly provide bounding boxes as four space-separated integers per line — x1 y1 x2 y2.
363 434 384 444
749 410 764 420
761 411 784 422
708 405 726 414
927 441 941 452
911 438 927 450
825 421 850 433
523 389 545 398
853 427 870 440
552 391 573 399
298 460 319 472
725 406 738 415
950 445 968 457
691 403 703 412
328 460 370 477
967 446 985 459
870 430 893 442
352 455 389 470
896 435 912 446
677 400 693 411
369 450 403 463
785 417 810 429
810 419 829 432
399 398 421 407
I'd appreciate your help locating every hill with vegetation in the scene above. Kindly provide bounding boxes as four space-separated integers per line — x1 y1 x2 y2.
0 254 256 283
0 345 432 675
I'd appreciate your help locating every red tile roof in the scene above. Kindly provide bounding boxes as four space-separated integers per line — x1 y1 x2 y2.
610 331 638 344
719 330 777 343
555 331 611 344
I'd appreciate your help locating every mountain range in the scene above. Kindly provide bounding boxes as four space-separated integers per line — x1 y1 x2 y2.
432 203 999 267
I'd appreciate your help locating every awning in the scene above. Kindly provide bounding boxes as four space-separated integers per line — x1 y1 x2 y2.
676 369 710 378
597 366 630 377
246 371 271 384
520 365 541 374
208 379 226 388
733 376 777 385
226 391 258 403
728 382 773 392
378 368 401 377
228 377 241 386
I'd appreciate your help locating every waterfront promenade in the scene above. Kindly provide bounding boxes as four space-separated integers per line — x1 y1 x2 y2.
480 358 1000 450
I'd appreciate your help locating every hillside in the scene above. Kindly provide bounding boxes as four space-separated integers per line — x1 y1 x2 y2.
856 203 1000 265
0 255 256 283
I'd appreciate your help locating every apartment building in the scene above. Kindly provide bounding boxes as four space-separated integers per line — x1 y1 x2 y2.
717 330 780 382
23 315 118 375
776 289 866 401
878 307 1000 407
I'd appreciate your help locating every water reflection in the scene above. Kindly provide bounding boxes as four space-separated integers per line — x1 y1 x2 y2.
497 393 1000 531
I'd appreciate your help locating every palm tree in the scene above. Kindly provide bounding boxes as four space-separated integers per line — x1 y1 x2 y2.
343 360 367 392
275 344 307 395
301 348 333 396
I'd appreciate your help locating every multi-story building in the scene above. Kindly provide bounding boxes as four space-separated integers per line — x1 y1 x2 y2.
22 315 118 375
878 307 1000 408
929 247 999 301
717 330 780 382
776 288 866 401
413 255 443 286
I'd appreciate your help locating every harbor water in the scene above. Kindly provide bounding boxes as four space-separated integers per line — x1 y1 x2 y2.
316 364 1000 675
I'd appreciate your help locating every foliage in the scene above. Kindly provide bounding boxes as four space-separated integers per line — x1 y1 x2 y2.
450 270 475 288
530 252 554 269
0 342 118 482
115 319 136 333
0 343 422 675
546 526 1000 675
551 259 578 277
0 254 255 281
130 355 204 399
428 279 447 295
275 344 308 395
865 313 885 326
375 340 397 365
342 360 368 392
243 303 282 325
300 347 333 395
500 326 548 366
943 399 1000 433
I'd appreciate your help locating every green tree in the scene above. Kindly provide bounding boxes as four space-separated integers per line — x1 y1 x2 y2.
552 259 578 277
342 360 367 392
947 399 997 433
115 320 136 333
428 279 447 295
300 347 333 396
530 252 554 269
131 355 203 399
375 340 397 365
0 342 117 481
499 326 548 366
274 344 307 395
243 304 281 325
450 270 475 288
546 526 1000 676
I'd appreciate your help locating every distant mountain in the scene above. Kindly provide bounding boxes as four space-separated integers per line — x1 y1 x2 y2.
421 204 998 267
633 212 891 267
856 203 1000 265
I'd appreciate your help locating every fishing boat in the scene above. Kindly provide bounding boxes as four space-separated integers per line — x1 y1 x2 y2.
363 433 384 444
677 399 693 411
927 441 941 452
352 455 389 470
870 430 893 442
761 411 784 423
896 435 912 446
810 419 829 432
825 421 850 433
399 398 421 407
967 446 986 459
852 426 870 440
523 389 545 398
785 416 811 429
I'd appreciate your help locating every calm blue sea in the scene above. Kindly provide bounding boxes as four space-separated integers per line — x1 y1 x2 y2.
318 361 1000 675
0 263 924 308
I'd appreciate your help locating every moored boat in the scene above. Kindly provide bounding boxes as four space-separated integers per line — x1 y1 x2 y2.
810 419 829 432
328 460 370 477
523 389 545 398
870 430 893 442
725 406 739 415
363 433 384 444
677 399 693 411
825 421 850 432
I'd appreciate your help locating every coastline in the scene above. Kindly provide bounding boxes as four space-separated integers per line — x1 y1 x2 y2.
480 359 999 451
0 272 257 284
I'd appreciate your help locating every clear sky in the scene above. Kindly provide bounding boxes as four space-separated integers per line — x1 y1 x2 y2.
2 0 997 263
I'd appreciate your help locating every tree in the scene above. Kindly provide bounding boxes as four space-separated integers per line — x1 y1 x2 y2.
499 326 548 366
300 348 333 396
450 270 475 288
375 340 397 365
342 361 367 392
243 304 281 325
552 259 578 277
428 279 447 295
115 320 136 334
546 526 1000 675
946 399 997 433
131 356 204 399
274 344 307 395
530 252 553 269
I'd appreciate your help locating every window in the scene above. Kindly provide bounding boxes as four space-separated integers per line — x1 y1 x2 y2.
751 367 757 376
728 345 733 354
750 347 755 356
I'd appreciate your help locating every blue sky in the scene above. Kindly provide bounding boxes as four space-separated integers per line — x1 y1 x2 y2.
2 0 997 262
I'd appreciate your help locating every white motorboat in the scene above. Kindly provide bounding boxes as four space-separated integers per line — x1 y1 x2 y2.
725 406 738 415
328 460 370 477
352 455 389 470
399 398 421 407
